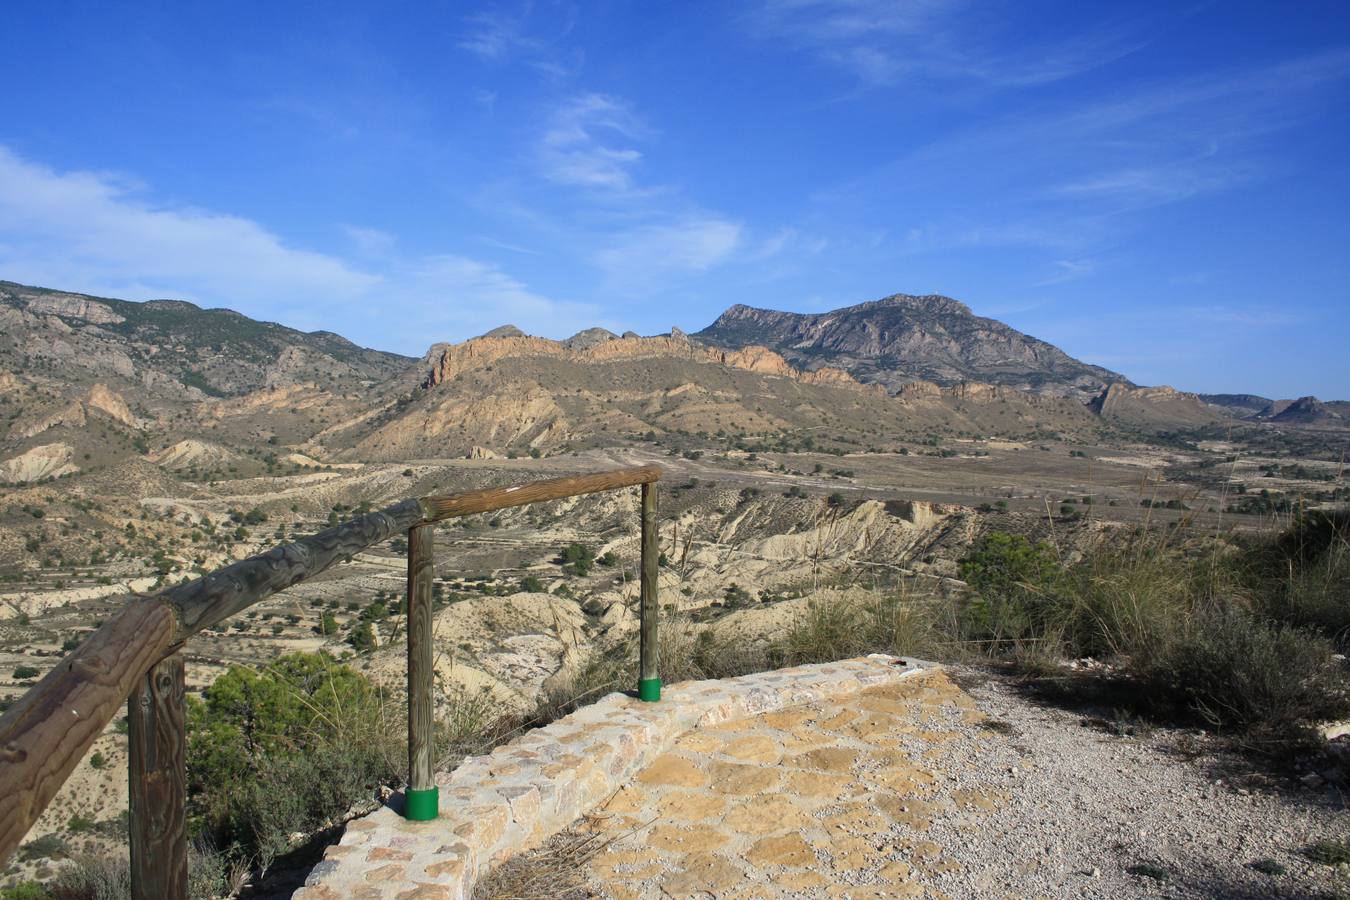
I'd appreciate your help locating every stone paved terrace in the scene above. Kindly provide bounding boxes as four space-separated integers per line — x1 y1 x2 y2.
571 668 981 898
297 655 932 899
295 657 1349 898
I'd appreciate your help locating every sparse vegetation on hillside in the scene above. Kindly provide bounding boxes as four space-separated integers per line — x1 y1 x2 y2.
954 514 1350 751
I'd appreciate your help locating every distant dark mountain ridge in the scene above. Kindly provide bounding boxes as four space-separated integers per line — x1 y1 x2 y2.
1200 393 1275 416
1202 392 1349 425
695 293 1125 399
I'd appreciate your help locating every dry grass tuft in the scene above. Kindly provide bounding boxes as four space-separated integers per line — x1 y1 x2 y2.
471 827 627 900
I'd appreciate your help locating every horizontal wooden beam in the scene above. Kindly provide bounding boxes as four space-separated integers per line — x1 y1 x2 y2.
161 499 425 641
418 465 661 522
0 599 177 866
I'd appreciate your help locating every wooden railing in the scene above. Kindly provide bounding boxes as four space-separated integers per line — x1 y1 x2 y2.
0 464 662 897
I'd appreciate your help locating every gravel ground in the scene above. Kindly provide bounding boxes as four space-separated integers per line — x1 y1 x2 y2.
930 668 1349 899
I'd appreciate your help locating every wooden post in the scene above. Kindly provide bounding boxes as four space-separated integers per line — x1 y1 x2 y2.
638 482 660 701
405 524 437 820
128 653 187 900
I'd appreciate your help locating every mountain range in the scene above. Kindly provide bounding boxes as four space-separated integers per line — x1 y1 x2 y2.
696 294 1124 400
0 280 1341 482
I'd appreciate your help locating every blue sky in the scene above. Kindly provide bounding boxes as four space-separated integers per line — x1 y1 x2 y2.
1 1 1348 398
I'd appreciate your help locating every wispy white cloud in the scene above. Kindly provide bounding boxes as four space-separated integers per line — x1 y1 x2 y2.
457 5 584 81
804 47 1350 283
746 0 1152 88
895 220 1080 254
472 88 499 112
591 216 743 283
1054 157 1261 210
0 146 376 305
342 225 397 257
379 254 605 343
746 226 827 262
458 9 541 62
537 92 648 192
475 235 542 256
518 92 755 286
1035 258 1097 286
0 145 595 351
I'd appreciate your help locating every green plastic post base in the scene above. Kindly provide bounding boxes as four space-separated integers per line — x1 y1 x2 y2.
638 677 662 702
405 786 439 821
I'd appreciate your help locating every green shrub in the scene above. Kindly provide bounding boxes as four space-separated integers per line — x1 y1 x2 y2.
1126 862 1169 881
958 532 1066 647
1253 511 1350 649
13 665 39 680
1305 835 1350 865
18 834 68 861
347 622 376 652
67 814 96 833
559 543 594 576
722 583 753 609
777 590 941 666
187 653 399 870
1140 605 1348 744
1248 858 1287 876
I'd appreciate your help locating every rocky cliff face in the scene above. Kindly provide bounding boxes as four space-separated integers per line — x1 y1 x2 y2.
1088 383 1223 429
419 333 879 395
318 326 1107 460
1270 396 1344 426
696 293 1124 399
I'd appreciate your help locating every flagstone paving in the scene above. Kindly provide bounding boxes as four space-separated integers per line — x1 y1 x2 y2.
298 656 926 899
574 668 987 899
303 657 1345 898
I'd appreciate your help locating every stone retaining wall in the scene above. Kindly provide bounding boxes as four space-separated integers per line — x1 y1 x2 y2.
297 654 933 899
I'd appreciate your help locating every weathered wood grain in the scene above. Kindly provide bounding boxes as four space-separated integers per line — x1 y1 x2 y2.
419 466 661 522
406 524 436 796
0 598 177 865
639 482 659 686
162 498 425 641
128 653 187 900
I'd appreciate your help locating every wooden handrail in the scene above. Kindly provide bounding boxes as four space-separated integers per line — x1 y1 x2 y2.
161 499 426 641
0 600 177 862
418 465 660 522
0 464 661 878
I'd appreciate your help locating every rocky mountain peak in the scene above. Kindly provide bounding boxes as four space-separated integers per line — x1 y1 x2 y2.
1270 395 1341 424
697 291 1122 399
562 328 618 351
476 324 527 340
